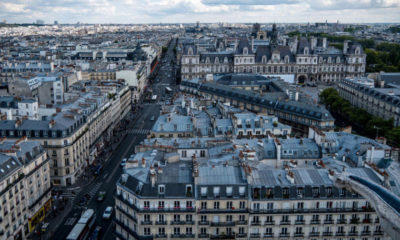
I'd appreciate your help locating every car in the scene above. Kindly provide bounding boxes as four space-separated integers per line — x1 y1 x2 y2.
97 191 106 202
94 165 103 175
150 116 155 121
120 158 127 167
102 206 113 220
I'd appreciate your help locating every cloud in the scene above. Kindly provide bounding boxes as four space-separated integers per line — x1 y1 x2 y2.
0 0 399 23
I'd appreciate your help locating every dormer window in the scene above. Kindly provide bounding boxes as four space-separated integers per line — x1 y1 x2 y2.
355 47 360 55
213 187 220 197
239 186 245 196
226 186 233 197
243 47 248 55
201 187 207 197
158 185 165 195
304 47 309 55
337 57 341 63
284 55 289 63
206 57 210 63
262 55 267 63
188 47 193 55
224 57 228 63
215 57 219 63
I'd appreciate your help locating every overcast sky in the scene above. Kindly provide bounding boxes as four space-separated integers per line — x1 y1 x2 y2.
1 0 399 24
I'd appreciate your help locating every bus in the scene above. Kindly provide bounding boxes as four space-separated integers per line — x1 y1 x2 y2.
151 95 158 102
165 87 172 93
66 209 96 240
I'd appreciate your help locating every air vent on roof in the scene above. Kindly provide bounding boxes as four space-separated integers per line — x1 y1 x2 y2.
0 169 3 173
11 161 15 165
6 165 10 169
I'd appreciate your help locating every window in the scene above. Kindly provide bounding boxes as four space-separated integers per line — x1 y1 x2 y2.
174 214 180 222
226 215 232 222
158 201 164 209
158 214 164 222
186 214 192 222
200 215 207 222
239 201 246 209
144 214 150 222
182 150 187 158
174 201 180 208
186 227 192 235
239 186 245 196
174 227 180 235
201 187 207 197
226 186 233 197
213 187 220 197
227 201 233 209
158 227 165 235
200 228 207 234
186 201 193 208
201 202 207 209
144 201 150 209
200 150 205 157
144 227 151 235
158 185 165 194
214 201 220 209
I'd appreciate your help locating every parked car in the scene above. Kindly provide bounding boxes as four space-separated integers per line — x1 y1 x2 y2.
102 206 113 220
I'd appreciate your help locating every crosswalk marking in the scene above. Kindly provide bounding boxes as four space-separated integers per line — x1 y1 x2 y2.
65 217 77 226
128 129 150 135
86 182 102 198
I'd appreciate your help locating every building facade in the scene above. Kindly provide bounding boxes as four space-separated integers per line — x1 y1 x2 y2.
338 77 400 127
0 138 51 239
181 36 366 84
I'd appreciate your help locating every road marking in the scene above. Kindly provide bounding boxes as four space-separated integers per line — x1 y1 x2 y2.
103 173 109 179
65 217 77 226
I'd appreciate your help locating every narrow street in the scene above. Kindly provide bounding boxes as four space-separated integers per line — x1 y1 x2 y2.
49 38 177 240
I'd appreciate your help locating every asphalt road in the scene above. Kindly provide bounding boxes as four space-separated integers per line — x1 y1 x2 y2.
52 103 160 240
53 38 178 240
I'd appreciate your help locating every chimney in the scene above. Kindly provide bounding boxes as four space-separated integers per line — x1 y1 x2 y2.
310 37 317 50
15 119 22 128
343 40 349 54
322 37 327 49
49 120 56 128
150 166 157 187
141 158 146 168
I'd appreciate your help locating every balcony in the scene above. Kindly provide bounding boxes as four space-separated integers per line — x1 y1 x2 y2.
295 220 305 225
324 219 334 224
348 231 358 236
361 231 371 236
236 220 247 225
155 234 167 238
350 218 360 224
374 231 384 236
294 233 304 237
155 221 167 225
140 221 153 225
309 232 320 237
336 232 345 236
260 233 271 238
198 234 210 238
264 221 275 225
210 234 236 239
170 234 187 238
279 233 290 237
363 218 372 224
170 221 186 225
310 219 320 224
198 221 210 225
210 221 235 227
250 221 261 226
280 221 290 225
250 233 260 238
336 219 347 224
236 233 247 238
322 232 333 236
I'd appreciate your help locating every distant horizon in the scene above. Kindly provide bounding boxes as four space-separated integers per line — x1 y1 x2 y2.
1 0 399 25
2 21 400 25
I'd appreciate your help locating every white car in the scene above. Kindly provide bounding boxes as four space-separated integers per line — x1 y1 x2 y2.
120 158 127 167
102 206 113 220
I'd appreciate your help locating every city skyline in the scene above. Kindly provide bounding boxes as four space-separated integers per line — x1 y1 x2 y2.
1 0 400 24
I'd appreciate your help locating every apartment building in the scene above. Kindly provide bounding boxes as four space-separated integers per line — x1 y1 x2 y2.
180 78 335 134
0 86 131 186
0 96 39 120
114 151 390 240
338 77 400 127
0 138 51 239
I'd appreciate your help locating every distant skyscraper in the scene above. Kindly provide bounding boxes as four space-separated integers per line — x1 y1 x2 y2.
54 20 58 25
36 19 44 25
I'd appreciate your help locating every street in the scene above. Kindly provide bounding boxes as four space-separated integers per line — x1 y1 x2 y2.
50 38 178 240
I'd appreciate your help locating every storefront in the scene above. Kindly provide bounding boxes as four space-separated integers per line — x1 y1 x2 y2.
28 199 52 232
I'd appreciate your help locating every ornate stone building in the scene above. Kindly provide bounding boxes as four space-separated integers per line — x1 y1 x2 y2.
181 33 366 84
